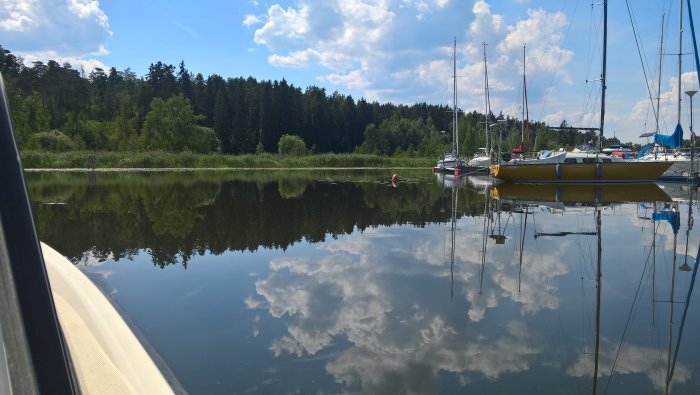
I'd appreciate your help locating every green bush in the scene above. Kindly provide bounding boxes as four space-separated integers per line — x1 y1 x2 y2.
25 130 74 152
278 134 307 156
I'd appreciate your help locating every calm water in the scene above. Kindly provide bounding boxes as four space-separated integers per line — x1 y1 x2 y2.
26 170 700 394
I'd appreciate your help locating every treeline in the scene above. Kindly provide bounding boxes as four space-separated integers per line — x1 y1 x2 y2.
0 45 623 157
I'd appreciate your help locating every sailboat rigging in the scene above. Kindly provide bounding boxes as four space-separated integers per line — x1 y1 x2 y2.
434 39 468 176
489 0 672 183
638 0 698 183
467 43 494 173
513 44 529 157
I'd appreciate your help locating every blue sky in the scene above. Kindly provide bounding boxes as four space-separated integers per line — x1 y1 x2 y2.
2 0 699 143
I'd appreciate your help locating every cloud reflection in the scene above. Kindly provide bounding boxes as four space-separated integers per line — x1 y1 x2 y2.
567 339 691 393
248 220 569 389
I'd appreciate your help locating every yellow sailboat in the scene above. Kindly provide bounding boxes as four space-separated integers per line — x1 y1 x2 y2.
490 152 672 183
489 0 675 184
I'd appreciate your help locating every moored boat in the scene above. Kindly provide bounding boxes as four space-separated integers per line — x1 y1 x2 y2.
434 39 468 176
489 0 675 184
490 151 672 183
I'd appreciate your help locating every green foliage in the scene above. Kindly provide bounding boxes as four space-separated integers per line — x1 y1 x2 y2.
356 117 438 156
12 93 50 146
255 142 265 154
278 134 307 156
141 95 219 153
19 151 434 169
25 130 74 152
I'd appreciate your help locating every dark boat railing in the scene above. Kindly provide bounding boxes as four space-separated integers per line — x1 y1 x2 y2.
0 71 79 393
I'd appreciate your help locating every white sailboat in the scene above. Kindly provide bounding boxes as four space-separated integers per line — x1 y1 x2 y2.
434 39 468 175
637 1 697 182
467 42 493 173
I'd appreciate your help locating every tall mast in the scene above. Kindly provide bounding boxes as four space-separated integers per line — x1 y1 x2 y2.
677 0 684 124
598 0 608 152
592 207 602 395
522 44 525 144
656 14 666 134
454 38 459 156
483 42 490 153
592 3 607 392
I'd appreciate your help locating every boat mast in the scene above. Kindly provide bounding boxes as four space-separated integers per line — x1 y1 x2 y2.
522 44 530 150
598 0 608 152
677 0 684 125
483 42 490 155
454 38 459 156
592 206 602 395
592 2 607 391
522 44 526 145
656 14 666 134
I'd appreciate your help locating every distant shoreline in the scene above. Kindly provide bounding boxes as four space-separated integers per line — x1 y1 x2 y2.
23 167 429 172
19 151 435 170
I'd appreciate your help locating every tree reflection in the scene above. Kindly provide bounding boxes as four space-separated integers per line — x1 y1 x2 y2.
27 171 486 267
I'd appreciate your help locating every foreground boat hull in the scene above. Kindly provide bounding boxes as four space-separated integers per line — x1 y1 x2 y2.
490 161 673 183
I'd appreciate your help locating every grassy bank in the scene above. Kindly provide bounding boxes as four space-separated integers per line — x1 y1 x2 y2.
20 150 435 169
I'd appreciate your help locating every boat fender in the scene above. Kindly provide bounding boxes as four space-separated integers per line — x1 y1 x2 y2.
595 188 602 204
555 187 561 202
555 163 562 178
391 174 399 188
596 163 603 178
454 168 461 176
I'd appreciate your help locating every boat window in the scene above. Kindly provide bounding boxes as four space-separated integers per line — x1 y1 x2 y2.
564 158 577 164
582 158 596 164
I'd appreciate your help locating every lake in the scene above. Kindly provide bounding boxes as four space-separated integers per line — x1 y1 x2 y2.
26 170 700 394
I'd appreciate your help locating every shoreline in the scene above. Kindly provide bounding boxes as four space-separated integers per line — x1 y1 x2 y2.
24 167 430 172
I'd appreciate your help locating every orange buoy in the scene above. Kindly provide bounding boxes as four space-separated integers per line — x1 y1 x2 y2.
391 174 399 188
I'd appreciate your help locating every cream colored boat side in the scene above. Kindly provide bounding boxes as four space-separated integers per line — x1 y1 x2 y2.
42 243 174 395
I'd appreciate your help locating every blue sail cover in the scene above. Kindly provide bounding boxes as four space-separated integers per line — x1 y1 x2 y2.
636 145 654 158
653 210 681 234
654 123 684 148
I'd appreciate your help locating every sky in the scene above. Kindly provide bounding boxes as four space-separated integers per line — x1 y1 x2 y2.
2 0 700 144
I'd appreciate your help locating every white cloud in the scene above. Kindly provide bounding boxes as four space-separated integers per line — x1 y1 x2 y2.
67 0 108 28
250 0 575 131
253 4 310 50
469 0 506 37
1 0 111 67
243 14 262 28
0 0 37 32
17 50 108 74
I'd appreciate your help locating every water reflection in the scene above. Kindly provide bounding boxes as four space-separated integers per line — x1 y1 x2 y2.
27 170 456 267
26 171 700 394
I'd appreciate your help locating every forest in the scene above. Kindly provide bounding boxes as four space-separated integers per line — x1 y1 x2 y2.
0 45 626 158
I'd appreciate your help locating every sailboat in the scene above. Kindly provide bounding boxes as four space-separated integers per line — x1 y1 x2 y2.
467 42 494 173
489 2 673 183
637 0 698 183
434 39 468 176
513 44 530 157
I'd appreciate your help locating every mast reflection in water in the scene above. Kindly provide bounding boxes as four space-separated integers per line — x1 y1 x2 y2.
26 171 700 394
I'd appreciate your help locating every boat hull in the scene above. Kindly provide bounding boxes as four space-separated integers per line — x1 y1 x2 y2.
490 161 672 183
653 160 697 182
